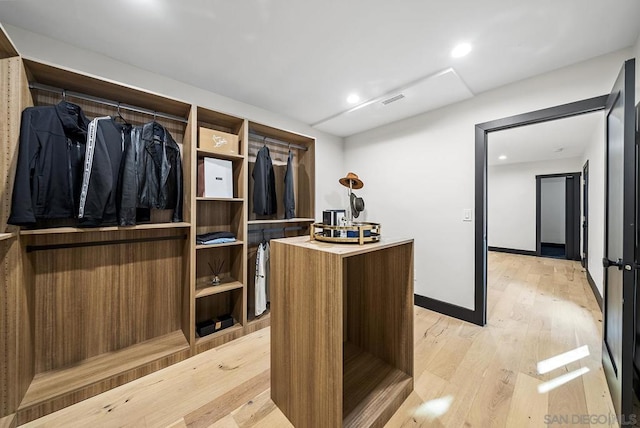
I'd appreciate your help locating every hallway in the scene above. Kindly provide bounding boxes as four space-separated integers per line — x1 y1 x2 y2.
18 252 613 427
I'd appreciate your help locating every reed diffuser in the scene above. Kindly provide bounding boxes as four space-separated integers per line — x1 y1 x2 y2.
208 259 224 285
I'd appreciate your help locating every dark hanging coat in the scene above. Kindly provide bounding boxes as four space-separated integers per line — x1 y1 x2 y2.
252 145 277 215
284 150 295 219
8 101 90 226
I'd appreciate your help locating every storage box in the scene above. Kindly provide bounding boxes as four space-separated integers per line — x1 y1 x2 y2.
197 157 233 198
196 314 234 337
199 127 239 156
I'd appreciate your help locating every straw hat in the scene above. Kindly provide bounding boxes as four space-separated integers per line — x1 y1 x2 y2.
339 172 364 189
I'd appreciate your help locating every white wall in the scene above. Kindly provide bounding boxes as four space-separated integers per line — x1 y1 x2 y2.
488 157 581 251
540 177 566 244
345 48 631 310
582 116 606 298
3 24 345 221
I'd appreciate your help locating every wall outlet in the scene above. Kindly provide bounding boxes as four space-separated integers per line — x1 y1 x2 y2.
463 209 472 222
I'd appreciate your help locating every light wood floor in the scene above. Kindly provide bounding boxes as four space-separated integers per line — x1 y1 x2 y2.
18 252 614 427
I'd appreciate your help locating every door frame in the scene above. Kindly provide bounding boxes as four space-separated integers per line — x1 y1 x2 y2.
473 95 608 326
582 160 589 270
535 172 581 260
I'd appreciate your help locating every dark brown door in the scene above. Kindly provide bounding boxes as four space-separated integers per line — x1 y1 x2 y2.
602 58 635 425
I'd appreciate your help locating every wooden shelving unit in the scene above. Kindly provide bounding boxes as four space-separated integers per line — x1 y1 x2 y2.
192 107 248 353
0 23 318 423
245 122 315 332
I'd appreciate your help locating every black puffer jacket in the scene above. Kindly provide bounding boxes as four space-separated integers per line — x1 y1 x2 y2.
119 121 183 225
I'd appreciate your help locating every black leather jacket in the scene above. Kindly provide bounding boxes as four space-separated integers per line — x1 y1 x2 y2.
8 101 89 226
119 121 183 225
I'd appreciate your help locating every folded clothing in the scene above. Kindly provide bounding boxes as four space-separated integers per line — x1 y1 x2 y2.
196 231 236 245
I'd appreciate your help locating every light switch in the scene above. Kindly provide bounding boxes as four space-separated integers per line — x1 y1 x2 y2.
463 209 472 222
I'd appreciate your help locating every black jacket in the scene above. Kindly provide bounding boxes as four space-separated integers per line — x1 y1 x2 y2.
78 117 130 226
252 145 277 216
8 101 90 226
284 150 295 219
119 122 183 225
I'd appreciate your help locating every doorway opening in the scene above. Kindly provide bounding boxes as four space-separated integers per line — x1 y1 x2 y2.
474 95 608 326
536 172 581 260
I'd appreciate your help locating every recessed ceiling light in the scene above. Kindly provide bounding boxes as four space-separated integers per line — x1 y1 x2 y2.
498 155 507 160
347 94 360 104
451 43 472 58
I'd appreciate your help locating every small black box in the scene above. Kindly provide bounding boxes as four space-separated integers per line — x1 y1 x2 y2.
196 314 234 337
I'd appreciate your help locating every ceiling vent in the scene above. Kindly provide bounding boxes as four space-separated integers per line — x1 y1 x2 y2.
381 94 405 105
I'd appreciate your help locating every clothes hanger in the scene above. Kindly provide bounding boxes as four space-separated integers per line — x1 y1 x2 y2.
112 102 130 125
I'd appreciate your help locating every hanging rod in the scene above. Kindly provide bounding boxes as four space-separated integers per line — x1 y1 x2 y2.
28 82 189 124
248 132 308 151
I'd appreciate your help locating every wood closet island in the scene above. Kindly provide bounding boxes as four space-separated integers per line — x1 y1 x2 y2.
270 236 414 428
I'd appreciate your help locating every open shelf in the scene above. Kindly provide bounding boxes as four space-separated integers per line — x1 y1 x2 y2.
197 148 244 161
196 240 244 250
195 279 243 299
248 218 315 225
196 197 244 202
342 342 413 427
20 222 191 235
18 330 190 412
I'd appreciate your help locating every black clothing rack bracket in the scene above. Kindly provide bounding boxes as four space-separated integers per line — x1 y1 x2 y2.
248 132 308 151
28 82 189 124
26 234 187 253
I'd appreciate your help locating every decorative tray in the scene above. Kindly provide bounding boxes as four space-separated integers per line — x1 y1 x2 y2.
310 222 381 245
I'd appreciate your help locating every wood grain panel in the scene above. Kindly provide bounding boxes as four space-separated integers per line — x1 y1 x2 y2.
196 201 243 237
270 242 343 428
345 242 414 374
0 57 34 419
1 57 32 233
342 343 412 428
29 234 184 373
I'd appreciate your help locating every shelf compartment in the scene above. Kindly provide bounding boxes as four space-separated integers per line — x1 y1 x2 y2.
196 240 243 250
17 330 190 423
20 222 191 235
342 342 413 427
196 197 244 238
195 278 243 299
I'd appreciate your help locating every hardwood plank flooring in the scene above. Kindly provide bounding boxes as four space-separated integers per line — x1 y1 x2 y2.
20 252 614 427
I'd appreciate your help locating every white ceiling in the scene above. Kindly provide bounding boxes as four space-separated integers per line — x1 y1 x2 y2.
487 111 603 166
0 0 638 137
